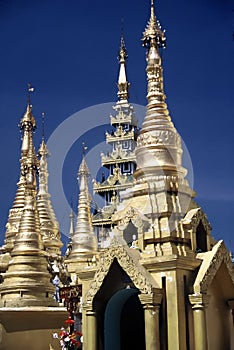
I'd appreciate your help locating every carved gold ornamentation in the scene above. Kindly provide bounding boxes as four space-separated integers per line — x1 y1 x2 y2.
101 147 135 164
194 240 234 294
182 207 211 233
85 236 159 304
112 205 150 232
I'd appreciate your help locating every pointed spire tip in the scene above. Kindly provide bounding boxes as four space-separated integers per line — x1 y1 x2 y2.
142 0 166 49
117 31 130 102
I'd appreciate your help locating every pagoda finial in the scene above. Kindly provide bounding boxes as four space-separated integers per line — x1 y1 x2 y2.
142 0 166 50
117 30 130 103
79 143 89 176
82 141 88 158
27 83 34 107
140 0 167 112
42 112 45 141
38 113 49 158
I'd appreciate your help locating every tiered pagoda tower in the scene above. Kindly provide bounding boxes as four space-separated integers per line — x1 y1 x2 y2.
92 35 139 237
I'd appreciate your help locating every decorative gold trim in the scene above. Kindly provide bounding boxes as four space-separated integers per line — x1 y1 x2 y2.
182 207 211 233
194 240 234 294
85 237 159 304
112 205 150 232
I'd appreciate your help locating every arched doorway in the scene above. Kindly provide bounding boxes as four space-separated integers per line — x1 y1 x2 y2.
104 288 145 350
196 220 207 252
123 220 138 245
93 258 145 350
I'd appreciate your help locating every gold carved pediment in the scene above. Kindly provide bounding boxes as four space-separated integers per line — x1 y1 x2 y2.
182 207 211 234
85 237 159 304
112 204 150 231
193 240 234 294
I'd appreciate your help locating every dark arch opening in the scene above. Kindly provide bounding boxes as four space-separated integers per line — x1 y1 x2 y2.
120 291 145 350
196 221 207 252
104 288 145 350
123 220 138 245
93 258 145 350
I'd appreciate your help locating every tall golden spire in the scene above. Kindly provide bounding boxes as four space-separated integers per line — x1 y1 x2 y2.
69 155 97 260
135 0 186 180
37 113 63 259
113 1 195 257
117 34 130 103
2 94 39 255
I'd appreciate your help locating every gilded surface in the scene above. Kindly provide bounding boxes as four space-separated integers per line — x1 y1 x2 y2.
2 104 39 256
85 235 159 304
37 139 63 258
194 240 234 294
92 35 138 230
68 157 97 259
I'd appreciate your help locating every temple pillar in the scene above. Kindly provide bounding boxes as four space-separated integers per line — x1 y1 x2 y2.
139 290 162 350
227 299 234 349
189 294 209 350
228 299 234 324
86 309 97 350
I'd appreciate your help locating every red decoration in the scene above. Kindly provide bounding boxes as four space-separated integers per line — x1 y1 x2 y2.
65 316 75 325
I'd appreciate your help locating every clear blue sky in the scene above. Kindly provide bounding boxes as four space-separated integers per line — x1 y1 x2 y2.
0 0 233 251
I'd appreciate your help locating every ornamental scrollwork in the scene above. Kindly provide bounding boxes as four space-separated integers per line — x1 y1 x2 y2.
195 240 234 294
182 207 211 235
85 240 158 304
